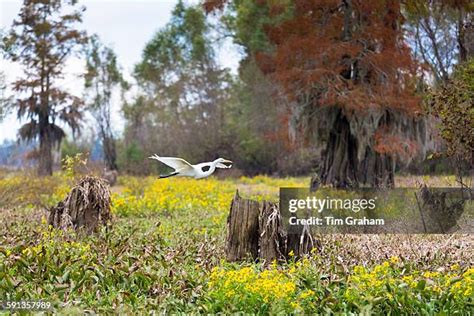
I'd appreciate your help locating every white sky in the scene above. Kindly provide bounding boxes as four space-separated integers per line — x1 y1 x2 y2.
0 0 240 142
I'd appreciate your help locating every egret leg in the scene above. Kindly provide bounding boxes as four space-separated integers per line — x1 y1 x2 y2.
159 172 179 179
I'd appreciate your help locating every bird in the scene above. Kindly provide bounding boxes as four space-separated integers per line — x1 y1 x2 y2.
149 154 233 179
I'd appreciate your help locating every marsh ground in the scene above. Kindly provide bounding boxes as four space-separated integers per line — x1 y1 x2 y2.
0 173 472 314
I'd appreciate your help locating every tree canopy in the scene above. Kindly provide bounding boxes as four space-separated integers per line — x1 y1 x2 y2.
125 0 233 170
207 0 428 187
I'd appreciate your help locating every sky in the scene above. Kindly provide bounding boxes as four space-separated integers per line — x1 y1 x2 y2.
0 0 240 143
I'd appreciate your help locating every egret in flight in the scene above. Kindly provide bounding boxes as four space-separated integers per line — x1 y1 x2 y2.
149 155 233 179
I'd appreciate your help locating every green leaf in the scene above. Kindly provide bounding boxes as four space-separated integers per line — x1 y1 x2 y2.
416 279 426 291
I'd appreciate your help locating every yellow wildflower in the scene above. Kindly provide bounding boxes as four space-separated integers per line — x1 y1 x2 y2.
389 256 400 264
299 289 315 299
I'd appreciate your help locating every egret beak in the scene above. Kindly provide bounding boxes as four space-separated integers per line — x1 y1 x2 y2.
216 159 233 169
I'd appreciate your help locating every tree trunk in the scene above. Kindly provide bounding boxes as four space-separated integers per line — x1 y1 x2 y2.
319 111 359 188
464 19 473 59
457 9 474 62
103 134 118 171
314 109 396 189
226 191 260 261
358 148 395 188
38 135 53 176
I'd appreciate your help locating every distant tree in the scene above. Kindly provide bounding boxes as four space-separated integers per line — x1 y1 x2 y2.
0 29 11 121
131 0 232 164
84 35 127 171
122 95 151 148
117 141 147 175
226 59 282 174
205 0 313 175
2 0 87 176
406 2 459 83
440 0 474 63
61 137 91 162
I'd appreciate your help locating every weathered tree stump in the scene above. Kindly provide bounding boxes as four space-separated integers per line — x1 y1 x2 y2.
417 185 466 233
48 176 112 233
226 190 315 262
226 190 260 261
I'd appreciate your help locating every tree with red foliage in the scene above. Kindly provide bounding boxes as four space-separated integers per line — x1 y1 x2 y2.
207 0 427 188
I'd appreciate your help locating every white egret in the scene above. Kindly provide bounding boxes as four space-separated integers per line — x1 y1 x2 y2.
148 154 233 179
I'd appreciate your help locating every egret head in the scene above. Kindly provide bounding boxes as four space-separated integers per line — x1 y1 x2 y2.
214 158 233 169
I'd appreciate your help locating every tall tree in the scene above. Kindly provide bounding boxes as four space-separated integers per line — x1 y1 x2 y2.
208 0 424 188
206 0 310 175
2 0 87 176
269 0 425 188
84 35 126 171
131 0 232 164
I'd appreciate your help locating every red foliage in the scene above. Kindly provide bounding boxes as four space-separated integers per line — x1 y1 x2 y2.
263 111 296 151
258 0 421 115
202 0 228 13
374 128 419 158
206 0 425 163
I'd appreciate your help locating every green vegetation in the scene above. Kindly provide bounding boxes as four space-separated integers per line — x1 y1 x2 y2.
0 174 472 314
431 58 474 164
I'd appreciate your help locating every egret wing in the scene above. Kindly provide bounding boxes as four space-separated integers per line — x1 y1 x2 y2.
149 155 194 172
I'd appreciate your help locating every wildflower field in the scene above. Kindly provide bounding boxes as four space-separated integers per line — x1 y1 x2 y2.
0 172 473 314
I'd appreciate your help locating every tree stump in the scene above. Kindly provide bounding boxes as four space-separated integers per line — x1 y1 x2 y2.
226 190 315 262
417 185 466 233
226 190 260 261
48 176 112 233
